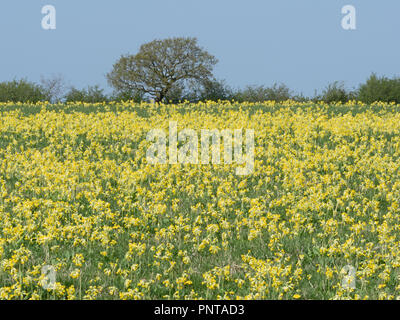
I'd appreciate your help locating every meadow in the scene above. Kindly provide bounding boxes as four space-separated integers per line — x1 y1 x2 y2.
1 100 400 300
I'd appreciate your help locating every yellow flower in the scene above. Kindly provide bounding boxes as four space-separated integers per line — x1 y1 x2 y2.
70 269 81 279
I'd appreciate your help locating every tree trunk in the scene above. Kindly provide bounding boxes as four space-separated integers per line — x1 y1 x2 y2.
155 90 166 103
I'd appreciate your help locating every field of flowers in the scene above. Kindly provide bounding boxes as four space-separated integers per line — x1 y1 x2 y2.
1 100 400 300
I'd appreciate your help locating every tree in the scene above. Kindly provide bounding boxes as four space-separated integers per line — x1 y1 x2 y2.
40 73 67 103
0 79 47 103
107 37 218 103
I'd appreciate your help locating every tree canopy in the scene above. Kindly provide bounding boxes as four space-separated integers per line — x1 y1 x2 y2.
107 37 218 103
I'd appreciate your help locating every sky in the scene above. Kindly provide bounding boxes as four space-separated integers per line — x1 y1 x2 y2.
0 0 399 97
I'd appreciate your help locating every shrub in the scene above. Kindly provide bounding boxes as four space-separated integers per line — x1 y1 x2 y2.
233 83 292 102
358 73 400 104
0 79 48 103
164 84 186 104
110 90 145 103
197 79 234 101
160 79 234 103
316 81 356 103
182 79 233 102
64 85 108 103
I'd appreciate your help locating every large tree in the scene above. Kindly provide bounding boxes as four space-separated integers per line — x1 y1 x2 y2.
107 37 218 103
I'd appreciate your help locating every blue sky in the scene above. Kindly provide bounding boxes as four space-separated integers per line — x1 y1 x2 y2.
1 0 399 96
